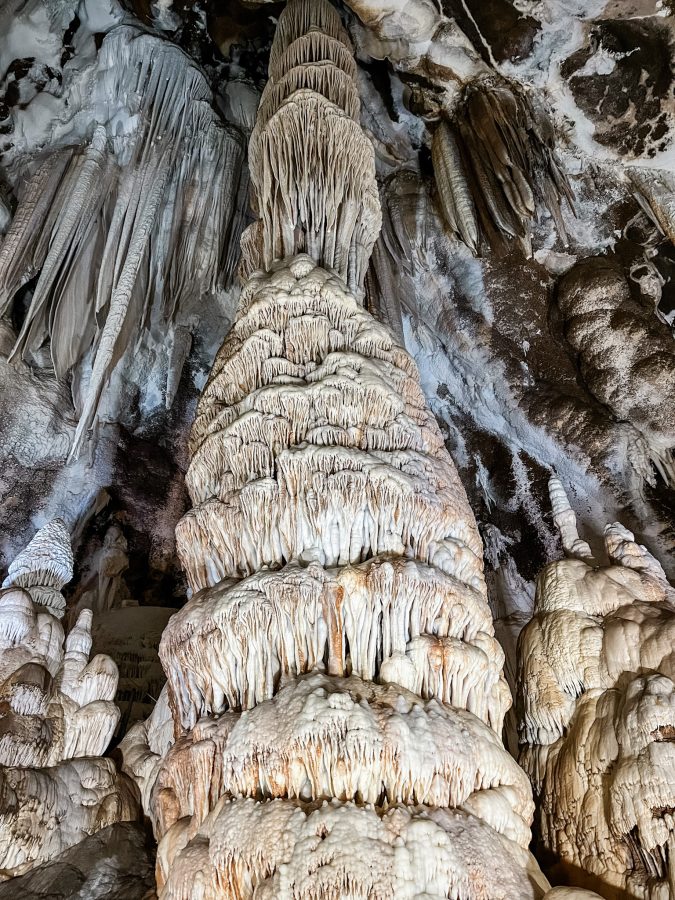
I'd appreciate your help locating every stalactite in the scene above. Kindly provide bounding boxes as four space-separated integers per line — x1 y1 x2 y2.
433 79 574 256
432 121 478 254
517 477 675 897
243 2 381 295
0 25 245 457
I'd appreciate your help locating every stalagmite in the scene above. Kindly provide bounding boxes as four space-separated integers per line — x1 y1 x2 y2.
517 477 675 898
557 257 675 486
119 3 570 896
0 521 138 879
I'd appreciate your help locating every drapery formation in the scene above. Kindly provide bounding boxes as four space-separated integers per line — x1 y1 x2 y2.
0 26 245 456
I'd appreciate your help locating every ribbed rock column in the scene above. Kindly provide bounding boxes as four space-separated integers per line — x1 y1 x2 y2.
124 2 558 897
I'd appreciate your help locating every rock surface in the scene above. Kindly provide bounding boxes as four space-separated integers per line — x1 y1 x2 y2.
0 822 155 900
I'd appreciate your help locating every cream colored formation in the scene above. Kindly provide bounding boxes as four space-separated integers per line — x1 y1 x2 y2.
0 521 137 879
557 258 675 487
118 1 569 896
2 1 670 897
0 25 244 456
518 478 675 898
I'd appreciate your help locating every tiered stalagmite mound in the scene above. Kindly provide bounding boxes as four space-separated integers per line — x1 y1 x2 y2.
0 520 138 880
120 2 598 897
518 478 675 899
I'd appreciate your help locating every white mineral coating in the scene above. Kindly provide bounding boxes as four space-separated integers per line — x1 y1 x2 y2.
518 480 675 897
2 519 73 618
156 799 549 900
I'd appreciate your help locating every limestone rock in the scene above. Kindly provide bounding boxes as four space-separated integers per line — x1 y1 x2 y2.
0 524 139 879
518 478 675 897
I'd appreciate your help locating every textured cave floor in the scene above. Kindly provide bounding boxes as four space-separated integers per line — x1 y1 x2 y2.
0 0 673 744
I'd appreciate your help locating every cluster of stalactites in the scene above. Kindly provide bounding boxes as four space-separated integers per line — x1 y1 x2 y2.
156 800 549 900
0 25 245 457
241 0 381 296
0 523 137 879
122 673 532 845
432 78 574 256
517 478 675 897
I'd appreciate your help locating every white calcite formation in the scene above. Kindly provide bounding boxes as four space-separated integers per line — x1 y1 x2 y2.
518 477 675 898
241 0 380 295
0 522 138 879
118 3 570 896
1 518 72 617
143 247 552 897
0 24 245 456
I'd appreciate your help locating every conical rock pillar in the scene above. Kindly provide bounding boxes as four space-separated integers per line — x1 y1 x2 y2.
120 2 567 897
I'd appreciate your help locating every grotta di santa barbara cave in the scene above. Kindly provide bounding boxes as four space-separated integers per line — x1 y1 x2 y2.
0 0 673 898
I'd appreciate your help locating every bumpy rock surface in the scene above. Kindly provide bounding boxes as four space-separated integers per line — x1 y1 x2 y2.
518 478 675 897
0 523 138 880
